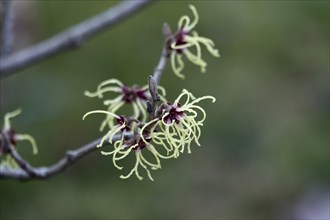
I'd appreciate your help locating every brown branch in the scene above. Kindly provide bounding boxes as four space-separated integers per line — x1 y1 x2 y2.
0 0 152 77
0 132 133 180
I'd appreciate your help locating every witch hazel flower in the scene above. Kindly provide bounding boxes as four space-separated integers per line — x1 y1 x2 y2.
83 110 131 147
83 110 173 181
113 133 173 181
141 89 216 157
0 109 38 168
84 79 166 130
169 5 220 79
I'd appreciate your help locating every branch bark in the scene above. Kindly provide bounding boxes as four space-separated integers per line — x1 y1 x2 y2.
1 0 14 57
0 0 152 77
0 132 133 180
152 23 172 84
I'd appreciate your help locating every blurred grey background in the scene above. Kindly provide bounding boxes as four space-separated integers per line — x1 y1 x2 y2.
0 1 329 219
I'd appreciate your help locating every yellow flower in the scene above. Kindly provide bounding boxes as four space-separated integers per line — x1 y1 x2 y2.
83 110 172 181
107 135 172 181
84 79 166 131
0 109 38 168
141 89 216 156
170 5 220 79
83 110 129 147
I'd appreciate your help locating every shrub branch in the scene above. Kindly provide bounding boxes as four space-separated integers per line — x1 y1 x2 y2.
0 0 152 77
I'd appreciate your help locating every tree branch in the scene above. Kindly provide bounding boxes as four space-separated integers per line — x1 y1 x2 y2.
0 132 133 180
152 23 172 84
5 138 38 177
0 0 152 77
1 0 14 57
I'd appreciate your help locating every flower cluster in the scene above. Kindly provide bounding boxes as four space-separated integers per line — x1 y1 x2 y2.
141 89 216 158
84 83 215 181
169 5 220 79
83 5 218 181
85 79 166 131
0 109 38 169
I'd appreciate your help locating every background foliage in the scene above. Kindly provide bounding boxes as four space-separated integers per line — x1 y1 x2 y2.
1 1 329 219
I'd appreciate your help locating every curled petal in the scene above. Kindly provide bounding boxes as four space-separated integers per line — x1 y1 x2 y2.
84 79 123 99
14 134 38 154
97 79 124 90
171 52 185 79
3 109 21 131
178 5 199 32
82 110 120 121
120 150 154 181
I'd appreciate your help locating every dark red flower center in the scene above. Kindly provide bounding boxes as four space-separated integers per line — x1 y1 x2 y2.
121 86 147 103
8 129 16 146
0 129 16 154
131 136 151 151
172 29 187 54
163 106 184 124
116 116 131 132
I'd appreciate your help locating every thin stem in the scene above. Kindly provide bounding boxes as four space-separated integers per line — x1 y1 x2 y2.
0 0 152 77
6 142 38 177
146 23 172 119
152 23 172 84
0 132 133 180
1 0 14 57
153 46 168 84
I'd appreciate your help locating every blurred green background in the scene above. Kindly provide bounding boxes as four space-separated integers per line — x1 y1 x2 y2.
0 1 329 219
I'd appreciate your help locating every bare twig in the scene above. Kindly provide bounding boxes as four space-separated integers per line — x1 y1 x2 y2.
0 0 152 77
1 0 14 57
152 23 172 84
145 23 172 119
0 132 133 180
5 138 38 177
